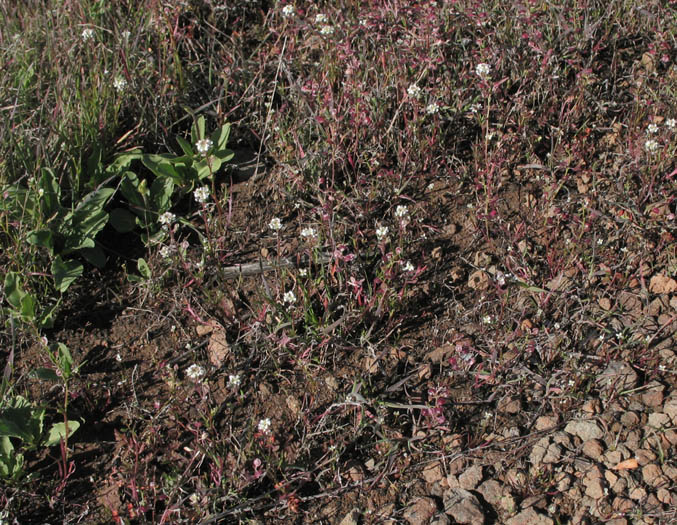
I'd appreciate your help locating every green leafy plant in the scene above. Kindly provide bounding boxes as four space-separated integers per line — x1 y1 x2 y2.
143 115 234 191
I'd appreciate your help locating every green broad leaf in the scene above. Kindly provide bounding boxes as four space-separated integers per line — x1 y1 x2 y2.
176 135 194 156
211 122 231 151
142 155 184 185
0 398 44 445
4 272 26 311
0 436 24 480
215 148 234 163
107 151 142 174
52 256 83 293
19 294 36 321
33 367 60 382
150 177 174 212
109 208 137 233
79 245 106 268
45 420 80 447
120 172 146 208
27 229 55 253
137 258 151 280
195 160 212 181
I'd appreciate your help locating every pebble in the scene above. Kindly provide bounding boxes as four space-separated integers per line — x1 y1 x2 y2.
404 497 438 525
505 507 553 525
564 420 604 441
443 488 485 524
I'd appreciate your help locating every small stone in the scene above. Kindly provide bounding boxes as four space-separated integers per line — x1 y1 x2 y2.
663 429 677 446
339 508 360 525
585 478 605 499
629 487 647 501
582 439 604 460
605 470 618 486
530 437 550 466
664 397 677 424
565 420 604 441
478 479 503 506
505 507 554 525
581 399 601 414
500 493 516 514
596 361 638 391
635 449 657 465
423 462 444 484
642 464 663 486
647 412 671 428
604 450 623 467
606 519 628 525
404 497 438 525
657 488 673 505
641 382 664 407
555 472 571 491
535 416 559 431
498 396 522 414
612 497 634 513
620 411 640 426
458 465 483 490
443 488 485 524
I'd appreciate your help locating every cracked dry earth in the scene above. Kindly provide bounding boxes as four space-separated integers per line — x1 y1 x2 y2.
326 359 677 525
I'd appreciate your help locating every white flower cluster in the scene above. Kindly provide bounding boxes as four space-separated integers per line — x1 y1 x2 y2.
113 76 127 93
194 186 210 204
268 217 282 231
195 138 213 155
407 84 422 100
186 364 206 381
81 28 95 42
476 63 491 78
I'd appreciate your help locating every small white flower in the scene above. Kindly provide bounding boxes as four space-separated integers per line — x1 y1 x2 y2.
319 25 334 36
426 102 440 115
268 217 282 231
647 123 659 134
597 238 603 245
283 290 296 304
469 103 482 114
666 118 676 130
376 225 389 241
194 185 210 204
281 4 295 17
158 211 176 225
113 76 127 93
121 30 131 41
159 245 173 258
38 188 44 197
598 334 605 341
394 205 409 218
299 268 308 277
81 27 95 42
115 353 122 363
402 261 414 272
407 84 422 100
476 63 491 77
482 315 492 324
300 226 317 239
186 364 206 381
315 13 328 24
228 374 241 388
195 138 213 155
645 139 659 152
257 418 271 433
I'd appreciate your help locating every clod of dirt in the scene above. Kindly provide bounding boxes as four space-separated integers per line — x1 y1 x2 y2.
505 507 553 525
207 327 230 367
595 361 638 391
443 488 485 524
564 419 604 441
404 497 438 525
338 508 360 525
458 465 483 490
477 479 504 507
649 273 677 294
468 270 490 290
